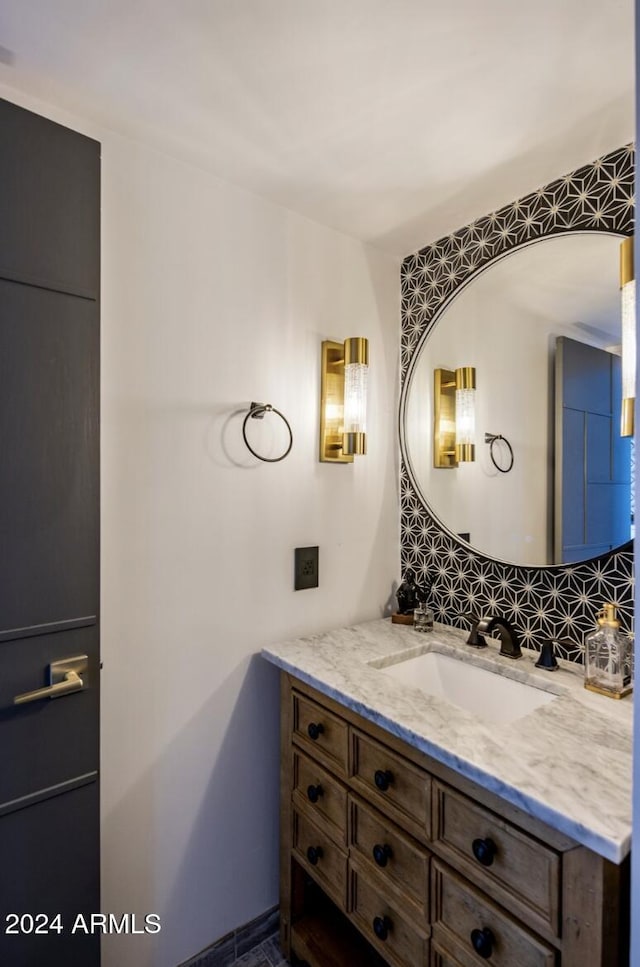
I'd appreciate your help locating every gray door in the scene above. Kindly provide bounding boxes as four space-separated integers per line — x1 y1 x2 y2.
555 336 632 564
0 98 100 965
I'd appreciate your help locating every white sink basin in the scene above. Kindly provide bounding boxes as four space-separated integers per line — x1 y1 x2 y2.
376 651 557 724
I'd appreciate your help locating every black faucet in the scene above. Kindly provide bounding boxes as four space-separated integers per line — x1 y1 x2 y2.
476 616 522 660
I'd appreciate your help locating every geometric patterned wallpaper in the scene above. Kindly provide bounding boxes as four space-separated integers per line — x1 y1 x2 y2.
399 144 634 662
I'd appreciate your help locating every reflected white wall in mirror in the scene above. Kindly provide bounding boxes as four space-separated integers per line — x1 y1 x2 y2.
404 233 631 566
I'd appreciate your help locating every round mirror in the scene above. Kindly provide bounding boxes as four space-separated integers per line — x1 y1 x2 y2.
402 233 633 567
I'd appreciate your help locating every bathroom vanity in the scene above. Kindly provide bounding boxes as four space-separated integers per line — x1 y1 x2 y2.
262 619 632 966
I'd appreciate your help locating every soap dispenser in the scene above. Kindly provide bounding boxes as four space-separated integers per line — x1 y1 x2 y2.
584 603 633 699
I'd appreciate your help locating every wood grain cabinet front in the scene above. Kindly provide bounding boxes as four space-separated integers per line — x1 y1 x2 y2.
433 780 560 939
351 728 431 843
292 808 348 911
349 794 430 917
350 865 430 967
292 749 348 846
431 860 557 967
292 691 349 777
430 943 465 967
279 673 628 967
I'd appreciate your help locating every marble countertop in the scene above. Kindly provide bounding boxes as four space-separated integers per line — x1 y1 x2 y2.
262 618 633 864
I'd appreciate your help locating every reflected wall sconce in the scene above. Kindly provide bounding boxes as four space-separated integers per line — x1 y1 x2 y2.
620 236 635 437
319 338 369 462
433 368 457 467
433 366 476 467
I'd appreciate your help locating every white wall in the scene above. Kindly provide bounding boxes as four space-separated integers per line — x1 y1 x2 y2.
0 83 400 967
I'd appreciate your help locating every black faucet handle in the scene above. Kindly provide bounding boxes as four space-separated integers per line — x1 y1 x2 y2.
463 612 488 649
535 639 559 671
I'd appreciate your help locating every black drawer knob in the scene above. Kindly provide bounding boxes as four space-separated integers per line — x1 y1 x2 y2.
374 769 394 791
307 783 323 803
373 915 392 941
306 845 323 866
307 722 324 741
472 837 497 867
372 843 393 868
470 927 495 959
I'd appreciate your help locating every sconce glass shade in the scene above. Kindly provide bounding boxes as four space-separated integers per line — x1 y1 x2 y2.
455 366 476 461
620 237 635 437
343 337 369 455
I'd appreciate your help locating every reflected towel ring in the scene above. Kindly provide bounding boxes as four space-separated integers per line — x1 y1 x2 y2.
242 402 293 463
484 432 514 473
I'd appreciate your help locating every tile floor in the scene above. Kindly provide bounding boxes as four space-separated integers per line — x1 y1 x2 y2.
230 931 288 967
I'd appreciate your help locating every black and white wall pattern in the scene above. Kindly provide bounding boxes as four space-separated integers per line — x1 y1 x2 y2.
399 144 634 661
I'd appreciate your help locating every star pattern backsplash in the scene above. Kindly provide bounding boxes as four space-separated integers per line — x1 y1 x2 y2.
400 144 634 662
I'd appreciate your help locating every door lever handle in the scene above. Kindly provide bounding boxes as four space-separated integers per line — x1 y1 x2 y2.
14 655 88 706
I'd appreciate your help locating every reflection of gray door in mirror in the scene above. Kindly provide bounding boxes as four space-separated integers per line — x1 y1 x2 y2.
555 337 632 564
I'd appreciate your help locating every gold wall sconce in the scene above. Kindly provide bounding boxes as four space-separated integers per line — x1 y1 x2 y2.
319 338 369 462
433 366 476 467
433 368 457 467
620 236 635 437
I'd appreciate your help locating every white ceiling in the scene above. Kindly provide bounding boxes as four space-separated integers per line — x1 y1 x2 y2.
0 0 634 256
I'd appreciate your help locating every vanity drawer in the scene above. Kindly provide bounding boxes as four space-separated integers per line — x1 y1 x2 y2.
430 944 463 966
292 809 348 910
431 860 556 967
351 729 431 843
433 781 560 936
349 794 429 915
292 749 348 845
292 691 349 777
350 864 430 967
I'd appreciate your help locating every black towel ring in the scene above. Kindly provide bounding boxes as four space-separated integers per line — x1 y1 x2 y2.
242 402 293 463
484 432 514 473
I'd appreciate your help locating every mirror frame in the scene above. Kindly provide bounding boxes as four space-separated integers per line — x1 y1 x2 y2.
399 144 634 659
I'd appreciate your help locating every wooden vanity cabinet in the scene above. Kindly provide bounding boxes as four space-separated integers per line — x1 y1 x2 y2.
279 672 629 967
